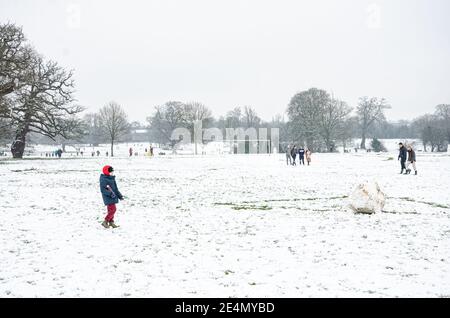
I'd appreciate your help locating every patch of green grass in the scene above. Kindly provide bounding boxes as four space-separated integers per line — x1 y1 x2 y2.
232 204 272 211
10 168 37 172
397 197 450 209
382 210 418 215
296 195 348 201
215 195 348 211
243 195 349 204
427 202 450 209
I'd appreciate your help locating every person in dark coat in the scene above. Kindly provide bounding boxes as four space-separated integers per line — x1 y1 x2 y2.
405 145 417 175
99 165 124 228
398 142 407 174
290 145 297 165
298 147 305 165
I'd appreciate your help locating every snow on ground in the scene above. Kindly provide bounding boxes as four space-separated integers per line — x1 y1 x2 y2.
0 151 449 297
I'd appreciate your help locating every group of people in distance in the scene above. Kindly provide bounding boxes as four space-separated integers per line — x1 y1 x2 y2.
128 146 154 157
285 142 419 176
398 142 418 175
44 149 63 158
285 144 311 166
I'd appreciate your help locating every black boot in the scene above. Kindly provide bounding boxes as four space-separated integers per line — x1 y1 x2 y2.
109 221 119 228
400 169 404 174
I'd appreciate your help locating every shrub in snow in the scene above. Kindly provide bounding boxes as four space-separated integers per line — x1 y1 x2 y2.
371 138 387 152
349 181 386 214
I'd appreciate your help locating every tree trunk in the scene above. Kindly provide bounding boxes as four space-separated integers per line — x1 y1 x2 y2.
110 140 114 157
360 131 366 149
11 128 28 159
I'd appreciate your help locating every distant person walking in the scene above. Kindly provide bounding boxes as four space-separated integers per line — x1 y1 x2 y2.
398 142 407 174
405 145 418 175
129 147 133 157
99 165 125 228
291 145 297 165
285 145 292 165
305 149 312 166
298 147 305 165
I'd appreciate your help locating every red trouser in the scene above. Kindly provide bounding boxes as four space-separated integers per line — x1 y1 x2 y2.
105 204 117 222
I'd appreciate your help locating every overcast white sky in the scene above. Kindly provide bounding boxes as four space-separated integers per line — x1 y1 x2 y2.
1 0 449 123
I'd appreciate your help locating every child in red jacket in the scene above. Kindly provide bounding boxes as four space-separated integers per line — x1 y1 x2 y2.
99 165 124 228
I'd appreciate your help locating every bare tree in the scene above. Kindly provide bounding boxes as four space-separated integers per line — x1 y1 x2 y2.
3 52 84 158
82 112 103 146
338 116 358 152
99 102 129 157
184 102 213 154
287 88 330 151
225 107 242 128
0 23 33 119
356 96 390 149
414 113 447 152
243 106 261 128
185 102 212 123
0 24 29 96
147 101 188 147
317 98 352 152
435 104 450 143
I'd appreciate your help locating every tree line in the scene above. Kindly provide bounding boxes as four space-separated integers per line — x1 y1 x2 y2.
75 96 450 156
1 23 449 158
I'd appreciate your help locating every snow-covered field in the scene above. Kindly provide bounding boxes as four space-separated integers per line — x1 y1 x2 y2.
1 151 449 297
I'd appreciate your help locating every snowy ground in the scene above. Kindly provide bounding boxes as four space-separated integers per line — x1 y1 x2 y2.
0 151 449 297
